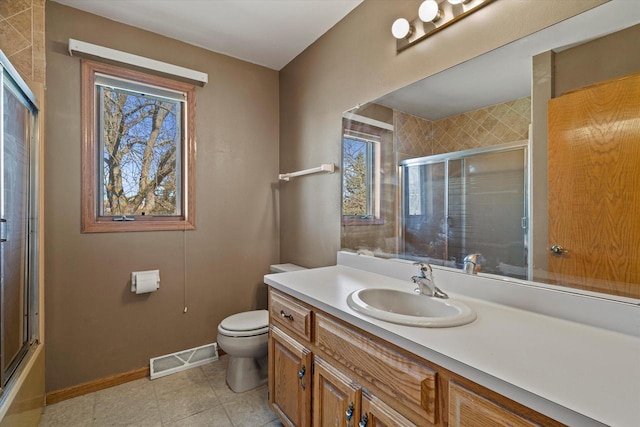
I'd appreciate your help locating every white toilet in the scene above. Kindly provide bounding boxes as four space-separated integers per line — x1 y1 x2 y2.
217 263 306 393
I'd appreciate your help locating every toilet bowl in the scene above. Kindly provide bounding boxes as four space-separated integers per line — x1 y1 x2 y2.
217 263 306 393
217 310 269 393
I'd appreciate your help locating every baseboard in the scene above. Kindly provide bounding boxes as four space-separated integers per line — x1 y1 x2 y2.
45 367 149 405
45 349 228 405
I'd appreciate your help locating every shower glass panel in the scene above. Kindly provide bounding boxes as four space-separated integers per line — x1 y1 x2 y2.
403 161 447 262
401 143 528 279
0 52 39 395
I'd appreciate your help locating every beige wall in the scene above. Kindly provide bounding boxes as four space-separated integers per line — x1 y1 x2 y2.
279 0 608 267
45 2 279 392
554 23 640 95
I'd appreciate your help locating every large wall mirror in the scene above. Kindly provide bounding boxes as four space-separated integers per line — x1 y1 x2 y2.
341 0 640 301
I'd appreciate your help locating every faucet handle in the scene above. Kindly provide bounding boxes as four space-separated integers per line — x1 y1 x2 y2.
413 261 432 275
463 253 482 274
463 253 481 263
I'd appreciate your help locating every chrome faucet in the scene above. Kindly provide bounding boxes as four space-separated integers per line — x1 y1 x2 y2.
463 253 481 274
411 262 448 299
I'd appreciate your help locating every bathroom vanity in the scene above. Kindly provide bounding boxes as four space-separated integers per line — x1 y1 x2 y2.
265 252 640 427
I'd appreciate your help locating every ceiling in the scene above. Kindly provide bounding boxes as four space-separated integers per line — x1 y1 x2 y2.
375 0 640 120
52 0 364 70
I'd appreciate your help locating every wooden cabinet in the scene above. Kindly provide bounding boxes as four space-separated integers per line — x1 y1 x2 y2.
270 290 312 341
313 356 361 427
449 381 562 427
313 355 415 427
268 288 564 427
361 390 416 427
268 325 312 427
314 313 437 426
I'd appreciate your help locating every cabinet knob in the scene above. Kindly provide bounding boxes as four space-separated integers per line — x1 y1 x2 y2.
346 402 354 421
359 414 368 427
298 365 306 390
280 310 294 321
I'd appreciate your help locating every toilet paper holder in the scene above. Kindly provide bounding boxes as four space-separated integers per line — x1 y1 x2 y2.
131 270 160 294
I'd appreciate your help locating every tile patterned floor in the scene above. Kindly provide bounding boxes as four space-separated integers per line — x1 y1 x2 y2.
40 355 284 427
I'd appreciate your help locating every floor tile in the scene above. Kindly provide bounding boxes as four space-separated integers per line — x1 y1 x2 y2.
39 393 95 427
222 386 277 427
39 356 280 427
94 414 163 427
157 380 221 424
168 405 233 427
151 366 209 395
93 379 159 426
213 382 267 405
200 356 228 385
94 377 152 401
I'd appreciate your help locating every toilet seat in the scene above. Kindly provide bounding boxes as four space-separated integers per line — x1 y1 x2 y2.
218 310 269 337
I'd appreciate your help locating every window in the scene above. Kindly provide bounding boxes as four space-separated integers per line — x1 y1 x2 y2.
342 131 380 219
81 60 195 232
407 165 423 216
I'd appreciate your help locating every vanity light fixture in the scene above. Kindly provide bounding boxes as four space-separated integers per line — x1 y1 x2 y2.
418 0 442 23
391 18 413 39
392 0 496 52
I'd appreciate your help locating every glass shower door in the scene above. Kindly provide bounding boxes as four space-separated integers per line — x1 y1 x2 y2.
401 143 528 278
0 57 36 391
402 161 448 261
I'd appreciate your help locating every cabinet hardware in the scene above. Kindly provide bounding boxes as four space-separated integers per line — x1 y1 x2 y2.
112 215 135 221
298 365 306 390
280 310 294 321
359 414 368 427
346 402 355 421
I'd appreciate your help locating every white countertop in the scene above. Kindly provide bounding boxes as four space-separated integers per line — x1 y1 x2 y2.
264 264 640 427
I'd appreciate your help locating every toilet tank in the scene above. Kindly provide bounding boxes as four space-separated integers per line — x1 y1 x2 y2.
270 263 307 273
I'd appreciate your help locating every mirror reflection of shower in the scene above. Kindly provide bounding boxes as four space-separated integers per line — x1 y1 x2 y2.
400 142 528 279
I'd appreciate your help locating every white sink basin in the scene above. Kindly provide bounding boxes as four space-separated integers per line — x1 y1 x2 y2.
347 288 476 327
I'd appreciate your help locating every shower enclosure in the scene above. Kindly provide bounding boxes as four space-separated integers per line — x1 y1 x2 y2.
0 51 39 398
400 141 528 279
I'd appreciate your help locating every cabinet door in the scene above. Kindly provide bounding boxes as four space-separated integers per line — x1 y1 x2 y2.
269 326 312 427
313 356 362 427
448 382 542 427
360 390 417 427
315 313 437 425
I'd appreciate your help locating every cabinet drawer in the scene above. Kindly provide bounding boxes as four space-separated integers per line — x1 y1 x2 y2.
315 313 437 426
449 382 536 427
269 290 312 342
362 390 417 427
448 382 564 427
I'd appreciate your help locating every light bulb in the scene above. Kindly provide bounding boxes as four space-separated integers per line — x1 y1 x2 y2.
419 0 442 23
391 18 412 39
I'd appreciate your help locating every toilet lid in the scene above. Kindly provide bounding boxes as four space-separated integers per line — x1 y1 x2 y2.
220 310 269 332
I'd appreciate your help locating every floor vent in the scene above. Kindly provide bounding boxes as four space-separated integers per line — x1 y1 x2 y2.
150 342 218 379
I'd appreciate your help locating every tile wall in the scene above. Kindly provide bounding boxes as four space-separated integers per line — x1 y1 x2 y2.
0 0 45 84
395 97 531 158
